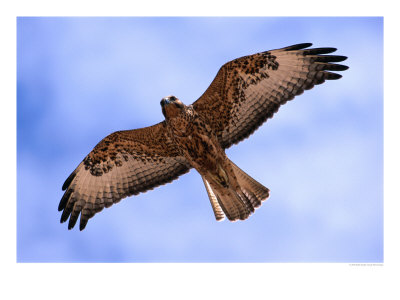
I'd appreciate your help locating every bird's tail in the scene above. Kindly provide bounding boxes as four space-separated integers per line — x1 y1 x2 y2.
201 160 270 221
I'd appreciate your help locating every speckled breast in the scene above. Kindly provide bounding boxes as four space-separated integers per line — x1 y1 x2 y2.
167 109 223 173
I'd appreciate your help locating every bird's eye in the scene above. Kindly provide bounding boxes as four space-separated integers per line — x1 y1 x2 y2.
169 96 176 101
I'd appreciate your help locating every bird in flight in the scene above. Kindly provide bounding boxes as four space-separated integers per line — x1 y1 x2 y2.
59 43 348 230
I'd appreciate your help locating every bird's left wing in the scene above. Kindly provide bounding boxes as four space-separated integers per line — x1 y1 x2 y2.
193 43 348 149
59 121 191 230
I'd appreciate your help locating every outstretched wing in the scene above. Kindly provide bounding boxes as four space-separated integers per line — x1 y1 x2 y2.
193 43 348 149
59 121 191 230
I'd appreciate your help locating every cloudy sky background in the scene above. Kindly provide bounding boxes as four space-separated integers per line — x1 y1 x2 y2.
17 17 383 262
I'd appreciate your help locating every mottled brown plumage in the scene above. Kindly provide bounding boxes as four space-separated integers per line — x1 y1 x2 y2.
59 43 348 230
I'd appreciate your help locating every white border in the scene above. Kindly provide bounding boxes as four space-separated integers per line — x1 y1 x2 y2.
2 0 398 299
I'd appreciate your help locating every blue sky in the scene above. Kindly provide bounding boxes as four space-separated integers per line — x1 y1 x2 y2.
17 17 383 262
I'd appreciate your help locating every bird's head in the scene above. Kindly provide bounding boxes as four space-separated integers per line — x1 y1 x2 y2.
160 95 185 119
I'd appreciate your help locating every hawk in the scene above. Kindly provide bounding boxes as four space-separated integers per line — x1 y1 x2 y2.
59 43 348 230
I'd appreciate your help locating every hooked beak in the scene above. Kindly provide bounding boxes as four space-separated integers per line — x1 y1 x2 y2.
160 98 170 107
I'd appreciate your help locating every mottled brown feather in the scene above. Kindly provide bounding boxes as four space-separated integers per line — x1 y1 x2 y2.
59 122 191 230
193 43 348 149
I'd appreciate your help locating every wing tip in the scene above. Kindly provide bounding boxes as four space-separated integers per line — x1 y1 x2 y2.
60 210 70 223
304 47 338 55
334 64 349 71
68 217 78 230
314 55 348 63
283 43 313 51
79 218 89 231
325 72 343 80
62 170 77 191
60 209 88 231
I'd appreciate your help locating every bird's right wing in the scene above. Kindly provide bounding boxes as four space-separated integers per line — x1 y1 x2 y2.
59 121 191 230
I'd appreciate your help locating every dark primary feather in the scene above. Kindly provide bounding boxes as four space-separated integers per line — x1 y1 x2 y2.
193 43 348 149
280 43 313 51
